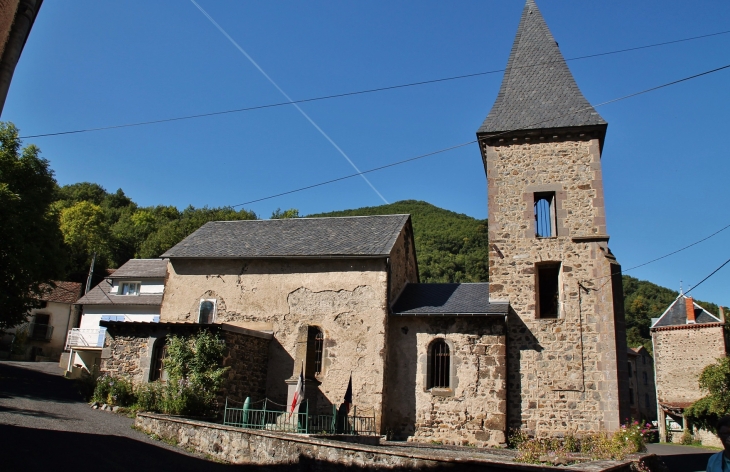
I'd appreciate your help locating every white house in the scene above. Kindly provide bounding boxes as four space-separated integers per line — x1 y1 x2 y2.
64 259 166 376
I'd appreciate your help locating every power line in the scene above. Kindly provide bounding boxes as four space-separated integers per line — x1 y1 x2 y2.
686 257 730 295
18 29 730 140
190 0 388 204
230 61 730 208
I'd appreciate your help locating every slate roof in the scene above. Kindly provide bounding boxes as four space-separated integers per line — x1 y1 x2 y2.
161 215 410 259
477 0 606 136
651 294 721 328
391 283 509 316
76 282 163 306
38 281 83 304
111 259 167 279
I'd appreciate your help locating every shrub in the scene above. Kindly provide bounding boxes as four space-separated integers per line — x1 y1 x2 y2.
680 429 694 445
514 420 648 465
92 374 135 406
135 381 163 411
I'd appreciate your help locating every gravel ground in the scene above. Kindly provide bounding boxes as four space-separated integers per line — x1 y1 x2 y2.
0 361 238 471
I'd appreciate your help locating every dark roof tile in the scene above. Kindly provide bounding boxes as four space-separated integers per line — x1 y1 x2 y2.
111 259 167 278
652 295 721 328
161 215 410 259
76 282 162 306
477 0 606 136
38 281 83 304
391 283 508 316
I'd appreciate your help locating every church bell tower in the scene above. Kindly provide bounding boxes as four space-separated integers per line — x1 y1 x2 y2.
477 0 630 435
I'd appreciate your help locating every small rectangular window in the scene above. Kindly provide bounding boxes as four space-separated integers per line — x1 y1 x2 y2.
119 282 140 295
534 192 557 238
628 362 632 378
536 263 560 318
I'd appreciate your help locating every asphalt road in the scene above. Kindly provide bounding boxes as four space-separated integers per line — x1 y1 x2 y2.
646 442 720 472
0 361 240 471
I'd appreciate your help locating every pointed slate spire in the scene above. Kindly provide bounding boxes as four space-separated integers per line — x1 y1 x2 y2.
477 0 606 137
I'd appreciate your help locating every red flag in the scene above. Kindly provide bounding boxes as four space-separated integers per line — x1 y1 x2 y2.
343 374 353 414
289 368 304 418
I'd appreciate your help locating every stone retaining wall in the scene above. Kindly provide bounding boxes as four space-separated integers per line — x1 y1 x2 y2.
134 412 642 471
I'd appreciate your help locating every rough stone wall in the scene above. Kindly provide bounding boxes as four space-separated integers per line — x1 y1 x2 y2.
101 331 149 382
218 328 270 405
160 257 390 429
652 325 725 405
384 316 506 447
387 220 419 304
135 413 640 470
484 136 628 436
627 350 657 421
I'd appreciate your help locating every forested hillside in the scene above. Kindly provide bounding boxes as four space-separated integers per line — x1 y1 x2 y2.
623 275 720 353
49 183 723 352
309 200 489 283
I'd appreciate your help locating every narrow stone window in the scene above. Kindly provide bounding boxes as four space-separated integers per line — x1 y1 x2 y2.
198 299 216 324
534 192 556 238
628 362 632 378
306 326 324 377
629 388 634 405
535 262 560 318
428 339 450 389
642 371 648 386
150 337 167 382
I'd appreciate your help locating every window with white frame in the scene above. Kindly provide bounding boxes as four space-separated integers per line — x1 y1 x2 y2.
119 282 140 295
199 299 216 324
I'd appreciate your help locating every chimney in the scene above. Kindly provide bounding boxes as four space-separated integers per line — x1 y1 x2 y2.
685 297 696 324
720 306 725 323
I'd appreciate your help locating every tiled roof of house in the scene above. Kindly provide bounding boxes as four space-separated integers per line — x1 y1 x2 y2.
391 283 509 316
652 294 721 328
76 282 162 306
476 0 606 136
110 259 167 278
38 281 83 304
161 215 411 259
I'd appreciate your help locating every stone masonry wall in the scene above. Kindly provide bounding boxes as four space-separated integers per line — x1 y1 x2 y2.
101 331 149 382
384 316 506 447
652 325 725 405
160 256 395 431
388 219 420 304
218 327 270 405
484 135 628 436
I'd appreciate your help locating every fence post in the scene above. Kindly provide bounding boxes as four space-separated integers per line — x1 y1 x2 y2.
353 406 357 435
224 397 228 425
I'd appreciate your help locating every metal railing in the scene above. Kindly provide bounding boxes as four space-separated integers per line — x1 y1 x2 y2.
65 327 106 349
223 397 376 435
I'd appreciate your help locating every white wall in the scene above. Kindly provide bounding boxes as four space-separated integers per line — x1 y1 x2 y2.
80 307 160 329
109 279 164 295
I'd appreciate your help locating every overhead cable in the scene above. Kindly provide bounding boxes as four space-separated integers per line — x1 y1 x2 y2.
19 29 730 139
686 258 730 295
230 62 730 208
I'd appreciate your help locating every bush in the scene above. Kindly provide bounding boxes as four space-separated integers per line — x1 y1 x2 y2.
135 381 163 411
514 420 649 465
92 374 135 406
680 429 694 445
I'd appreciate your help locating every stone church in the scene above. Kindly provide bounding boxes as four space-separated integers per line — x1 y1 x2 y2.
94 0 629 447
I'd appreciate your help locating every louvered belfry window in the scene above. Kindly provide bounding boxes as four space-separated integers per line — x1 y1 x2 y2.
428 339 450 389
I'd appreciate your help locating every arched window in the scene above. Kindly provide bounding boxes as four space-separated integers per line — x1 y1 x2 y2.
306 326 324 378
428 339 450 389
150 337 167 382
199 299 216 324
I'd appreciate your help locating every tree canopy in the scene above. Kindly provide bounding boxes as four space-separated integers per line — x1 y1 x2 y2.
0 122 66 329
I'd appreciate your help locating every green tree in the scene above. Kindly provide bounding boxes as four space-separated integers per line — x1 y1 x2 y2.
686 356 730 432
59 200 113 272
271 208 299 219
0 122 66 329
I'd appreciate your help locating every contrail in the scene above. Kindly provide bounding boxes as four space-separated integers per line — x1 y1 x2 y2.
189 0 388 204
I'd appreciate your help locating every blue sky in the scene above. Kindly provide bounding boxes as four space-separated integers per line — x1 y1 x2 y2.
4 1 730 306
